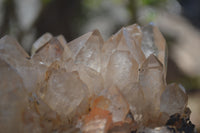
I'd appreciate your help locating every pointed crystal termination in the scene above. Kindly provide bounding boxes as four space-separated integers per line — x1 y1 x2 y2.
76 65 104 97
99 86 129 122
68 30 103 72
32 37 64 66
139 54 166 126
68 31 93 58
0 35 29 63
106 86 129 123
139 54 165 103
101 26 145 81
126 24 143 47
117 28 145 65
104 50 138 90
141 24 168 78
56 34 67 46
101 27 145 77
37 63 89 120
0 36 40 93
122 83 145 123
160 83 188 116
31 33 53 56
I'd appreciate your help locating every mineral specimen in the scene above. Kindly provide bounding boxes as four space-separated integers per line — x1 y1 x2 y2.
0 24 195 133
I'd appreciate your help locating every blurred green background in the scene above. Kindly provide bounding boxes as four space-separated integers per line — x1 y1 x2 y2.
0 0 199 131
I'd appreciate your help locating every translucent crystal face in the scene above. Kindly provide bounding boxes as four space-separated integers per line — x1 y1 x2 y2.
0 24 194 133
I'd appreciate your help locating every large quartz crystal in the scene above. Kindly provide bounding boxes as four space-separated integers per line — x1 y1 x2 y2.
0 24 195 133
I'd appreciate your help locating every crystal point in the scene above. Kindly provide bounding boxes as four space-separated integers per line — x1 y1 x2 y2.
75 30 103 72
0 36 39 92
126 24 142 47
31 33 53 56
160 83 188 116
0 35 29 62
68 30 103 72
104 50 138 90
100 86 129 122
77 65 104 96
139 54 166 126
139 54 165 99
32 37 64 66
37 64 89 119
56 34 67 46
118 28 145 65
101 26 145 82
141 24 168 77
68 31 93 58
122 83 145 123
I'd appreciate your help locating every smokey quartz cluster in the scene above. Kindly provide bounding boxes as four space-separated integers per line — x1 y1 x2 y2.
0 24 195 133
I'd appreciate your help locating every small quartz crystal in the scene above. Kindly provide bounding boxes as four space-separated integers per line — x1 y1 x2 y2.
68 30 103 72
139 54 165 108
37 63 89 119
31 33 53 56
32 38 65 66
99 86 129 122
160 83 188 116
104 50 138 90
141 24 168 78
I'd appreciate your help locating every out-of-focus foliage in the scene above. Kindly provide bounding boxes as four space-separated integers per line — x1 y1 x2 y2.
41 0 52 5
141 0 166 6
82 0 102 10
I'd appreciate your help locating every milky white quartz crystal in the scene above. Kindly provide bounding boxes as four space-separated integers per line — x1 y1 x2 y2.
0 24 194 133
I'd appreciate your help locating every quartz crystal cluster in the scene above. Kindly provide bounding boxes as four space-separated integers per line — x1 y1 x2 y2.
0 24 195 133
